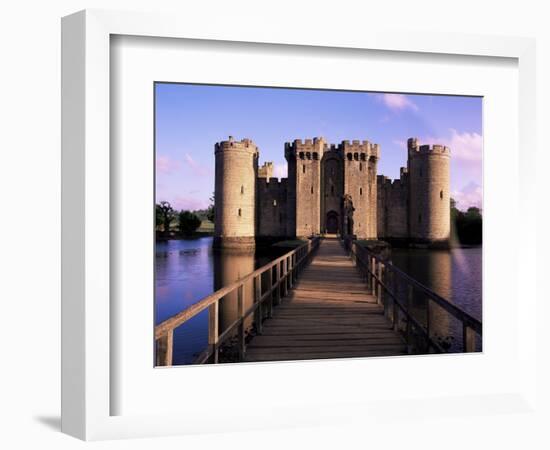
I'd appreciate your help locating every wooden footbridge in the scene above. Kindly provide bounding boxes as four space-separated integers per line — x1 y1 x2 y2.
155 237 482 366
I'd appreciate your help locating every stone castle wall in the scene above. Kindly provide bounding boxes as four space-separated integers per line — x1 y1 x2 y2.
213 137 258 248
213 136 451 246
407 138 451 243
285 138 325 238
341 140 379 239
377 168 409 239
257 177 288 237
321 147 344 231
258 162 274 179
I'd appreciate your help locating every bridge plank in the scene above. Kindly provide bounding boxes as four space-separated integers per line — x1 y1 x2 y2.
243 239 406 363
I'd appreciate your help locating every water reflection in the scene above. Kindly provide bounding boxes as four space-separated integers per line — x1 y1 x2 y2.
391 247 482 351
156 238 482 363
214 248 255 334
155 237 285 364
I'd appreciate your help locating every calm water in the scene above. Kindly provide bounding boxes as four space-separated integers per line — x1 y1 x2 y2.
391 247 482 351
156 239 482 363
155 237 285 364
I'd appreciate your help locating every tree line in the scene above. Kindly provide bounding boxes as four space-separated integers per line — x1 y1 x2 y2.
156 196 214 238
450 198 482 245
156 196 481 245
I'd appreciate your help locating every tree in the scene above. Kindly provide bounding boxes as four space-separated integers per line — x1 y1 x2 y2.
177 210 202 236
206 193 215 223
450 200 482 245
156 201 175 237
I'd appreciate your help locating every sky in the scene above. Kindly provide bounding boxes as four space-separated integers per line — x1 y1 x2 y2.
155 83 483 211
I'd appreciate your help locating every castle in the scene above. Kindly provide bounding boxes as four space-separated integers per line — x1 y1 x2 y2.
214 136 450 248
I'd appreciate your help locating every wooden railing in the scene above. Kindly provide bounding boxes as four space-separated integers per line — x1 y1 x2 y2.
344 238 482 353
155 237 320 366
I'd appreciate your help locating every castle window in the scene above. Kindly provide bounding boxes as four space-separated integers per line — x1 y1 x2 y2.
240 185 244 194
360 187 363 196
302 165 306 174
331 185 334 195
359 163 363 171
273 199 277 207
313 152 318 160
238 208 242 217
299 152 305 159
306 152 311 160
354 153 359 161
440 190 443 199
311 186 314 194
361 153 366 161
347 153 352 161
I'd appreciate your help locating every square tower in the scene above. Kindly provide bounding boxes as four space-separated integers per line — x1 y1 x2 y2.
340 140 379 239
285 137 326 238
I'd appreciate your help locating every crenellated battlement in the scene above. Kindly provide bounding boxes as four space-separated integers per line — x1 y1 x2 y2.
377 174 392 186
377 172 407 189
258 161 274 178
285 137 327 160
215 136 258 154
407 137 450 157
257 176 288 189
339 139 380 161
284 137 381 161
214 133 451 244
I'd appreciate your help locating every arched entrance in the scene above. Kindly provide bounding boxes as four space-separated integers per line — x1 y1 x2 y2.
326 211 339 234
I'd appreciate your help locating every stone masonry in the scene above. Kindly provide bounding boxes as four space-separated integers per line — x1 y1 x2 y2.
214 136 451 248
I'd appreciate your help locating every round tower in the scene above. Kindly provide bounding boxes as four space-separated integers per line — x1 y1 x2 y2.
407 137 451 246
214 136 258 249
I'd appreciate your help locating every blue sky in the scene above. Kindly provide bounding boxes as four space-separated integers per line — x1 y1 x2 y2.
155 83 482 211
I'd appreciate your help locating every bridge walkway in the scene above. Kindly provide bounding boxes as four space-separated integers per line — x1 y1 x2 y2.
244 238 407 362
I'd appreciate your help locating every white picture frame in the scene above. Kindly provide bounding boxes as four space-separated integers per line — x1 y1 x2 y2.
61 9 538 441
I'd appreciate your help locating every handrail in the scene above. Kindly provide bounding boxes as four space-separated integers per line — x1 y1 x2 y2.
155 237 320 365
343 238 482 353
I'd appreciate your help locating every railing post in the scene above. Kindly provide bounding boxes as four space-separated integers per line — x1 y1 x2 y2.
463 323 475 352
377 262 383 305
208 300 219 363
392 270 399 331
254 275 263 335
406 285 413 354
269 266 275 316
291 255 294 287
155 330 173 367
371 256 376 295
426 298 431 352
275 262 281 306
282 258 288 297
288 253 294 289
365 253 369 288
237 285 246 360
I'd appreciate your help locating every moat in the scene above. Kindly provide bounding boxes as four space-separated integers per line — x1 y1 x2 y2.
155 237 482 364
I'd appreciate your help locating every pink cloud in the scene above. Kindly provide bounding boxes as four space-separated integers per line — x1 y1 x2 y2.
183 153 212 176
446 129 482 164
452 182 483 210
171 195 209 211
156 154 180 174
421 129 482 165
379 94 419 112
